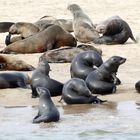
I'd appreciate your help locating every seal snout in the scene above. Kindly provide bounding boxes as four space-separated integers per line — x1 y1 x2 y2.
119 57 126 64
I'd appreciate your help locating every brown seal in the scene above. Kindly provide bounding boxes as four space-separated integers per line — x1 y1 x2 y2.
34 15 73 32
94 16 136 44
67 4 99 43
0 54 35 71
1 25 77 54
39 44 102 63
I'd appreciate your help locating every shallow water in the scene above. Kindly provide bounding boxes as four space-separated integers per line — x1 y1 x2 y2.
0 101 140 140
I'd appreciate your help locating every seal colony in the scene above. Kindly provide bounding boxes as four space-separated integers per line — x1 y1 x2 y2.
0 3 138 125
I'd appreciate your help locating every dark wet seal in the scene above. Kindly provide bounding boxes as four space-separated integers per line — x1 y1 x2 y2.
86 56 126 95
62 78 106 104
33 87 60 123
94 16 136 44
70 50 103 80
0 22 14 33
31 59 63 98
135 80 140 93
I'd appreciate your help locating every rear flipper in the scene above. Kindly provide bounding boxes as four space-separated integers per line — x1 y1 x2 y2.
87 80 116 95
33 115 49 123
5 33 11 46
93 36 114 44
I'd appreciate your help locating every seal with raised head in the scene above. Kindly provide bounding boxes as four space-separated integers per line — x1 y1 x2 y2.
94 16 136 44
31 59 63 98
86 56 126 95
1 25 77 54
62 78 106 104
39 44 102 63
135 80 140 93
33 87 60 123
70 50 103 80
67 4 99 43
0 54 35 71
0 72 30 89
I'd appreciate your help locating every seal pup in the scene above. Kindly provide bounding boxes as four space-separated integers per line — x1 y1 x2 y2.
70 50 103 80
0 54 35 71
31 59 63 98
94 16 136 44
135 81 140 93
39 44 102 63
33 87 60 123
62 78 106 104
86 56 126 95
0 22 14 33
1 25 77 54
0 72 30 89
67 4 99 43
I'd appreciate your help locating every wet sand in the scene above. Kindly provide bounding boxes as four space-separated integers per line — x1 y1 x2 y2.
0 0 140 106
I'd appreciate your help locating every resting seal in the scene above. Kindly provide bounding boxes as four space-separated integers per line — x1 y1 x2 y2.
135 81 140 93
70 50 103 80
86 56 126 95
67 4 99 43
1 25 77 54
94 16 136 44
39 44 102 63
31 59 63 98
33 87 60 123
62 78 106 104
0 54 34 71
0 72 30 89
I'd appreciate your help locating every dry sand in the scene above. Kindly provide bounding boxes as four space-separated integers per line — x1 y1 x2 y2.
0 0 140 106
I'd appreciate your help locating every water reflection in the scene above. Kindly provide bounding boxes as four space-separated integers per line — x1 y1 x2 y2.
0 101 140 140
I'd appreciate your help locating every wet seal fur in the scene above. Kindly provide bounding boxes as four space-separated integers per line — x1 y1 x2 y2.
70 50 103 80
33 87 60 123
62 78 106 104
135 81 140 93
31 59 63 98
86 56 126 95
67 4 99 43
0 54 35 71
0 72 30 89
1 25 77 54
39 44 102 63
94 16 136 44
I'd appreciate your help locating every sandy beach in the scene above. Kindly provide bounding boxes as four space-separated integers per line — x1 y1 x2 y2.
0 0 140 106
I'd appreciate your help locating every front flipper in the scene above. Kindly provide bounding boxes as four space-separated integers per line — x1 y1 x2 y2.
33 115 49 123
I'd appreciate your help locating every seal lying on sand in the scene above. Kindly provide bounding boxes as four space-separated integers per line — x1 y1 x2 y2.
0 22 14 33
31 59 63 98
94 16 136 44
67 4 99 43
1 25 77 54
62 78 106 104
135 80 140 93
70 50 103 80
0 54 35 71
33 87 60 123
39 44 102 63
34 15 73 32
0 72 30 89
86 56 126 95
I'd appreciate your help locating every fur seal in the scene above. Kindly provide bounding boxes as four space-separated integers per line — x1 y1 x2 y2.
86 56 126 95
67 4 99 43
1 25 77 54
70 50 103 80
33 87 60 123
135 81 140 93
62 78 106 104
0 72 30 89
94 16 136 44
31 59 63 98
34 15 73 32
39 44 102 63
0 22 14 33
0 54 35 71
